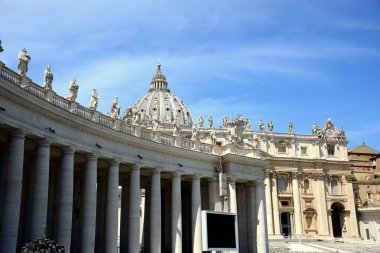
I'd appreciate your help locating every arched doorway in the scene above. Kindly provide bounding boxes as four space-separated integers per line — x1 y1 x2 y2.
331 202 344 237
280 212 292 236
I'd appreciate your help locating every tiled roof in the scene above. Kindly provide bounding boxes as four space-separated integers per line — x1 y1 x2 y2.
349 143 379 155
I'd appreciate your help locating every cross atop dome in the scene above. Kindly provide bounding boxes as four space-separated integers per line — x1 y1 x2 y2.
150 63 170 92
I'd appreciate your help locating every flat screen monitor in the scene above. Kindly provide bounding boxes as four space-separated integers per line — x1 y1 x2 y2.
201 210 239 251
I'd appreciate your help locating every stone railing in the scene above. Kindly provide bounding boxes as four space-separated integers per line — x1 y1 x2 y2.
0 63 218 155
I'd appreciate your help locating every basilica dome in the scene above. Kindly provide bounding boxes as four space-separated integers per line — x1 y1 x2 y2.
130 64 193 126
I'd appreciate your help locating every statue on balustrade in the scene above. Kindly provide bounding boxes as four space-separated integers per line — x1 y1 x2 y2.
312 123 318 135
89 89 101 110
122 106 134 123
226 115 247 145
17 48 31 75
43 65 54 90
173 115 180 136
67 79 79 102
223 116 228 128
209 129 217 144
268 120 274 133
198 116 204 128
289 121 294 134
246 118 251 130
110 96 120 118
0 40 4 53
208 116 213 128
259 119 264 133
152 119 160 131
191 124 199 140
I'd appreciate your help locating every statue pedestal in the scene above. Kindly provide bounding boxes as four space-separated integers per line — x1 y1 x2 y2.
20 76 31 88
44 90 56 102
68 101 78 113
91 111 100 123
113 119 120 130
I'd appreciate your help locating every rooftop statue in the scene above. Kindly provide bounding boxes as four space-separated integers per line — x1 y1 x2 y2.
122 106 134 123
226 115 247 145
17 48 31 75
268 120 274 133
67 79 79 102
110 96 120 118
89 89 100 111
223 116 228 128
289 121 294 134
316 118 345 140
259 119 264 133
152 119 160 131
0 40 4 53
312 123 318 135
208 116 213 128
209 129 217 144
191 124 199 140
173 115 180 136
198 116 204 128
42 65 54 90
246 118 251 130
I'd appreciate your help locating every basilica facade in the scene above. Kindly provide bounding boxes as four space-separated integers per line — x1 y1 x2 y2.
0 48 360 253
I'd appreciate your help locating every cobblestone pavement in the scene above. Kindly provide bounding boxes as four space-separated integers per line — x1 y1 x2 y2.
269 240 380 253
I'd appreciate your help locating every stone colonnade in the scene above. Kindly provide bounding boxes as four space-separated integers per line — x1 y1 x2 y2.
0 130 269 253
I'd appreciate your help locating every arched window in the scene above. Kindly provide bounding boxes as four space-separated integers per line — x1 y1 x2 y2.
279 177 287 193
304 179 310 194
331 180 338 195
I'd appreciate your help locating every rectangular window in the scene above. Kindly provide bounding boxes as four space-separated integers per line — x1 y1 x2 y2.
366 229 370 240
301 147 307 155
278 146 286 153
281 201 289 206
327 144 335 156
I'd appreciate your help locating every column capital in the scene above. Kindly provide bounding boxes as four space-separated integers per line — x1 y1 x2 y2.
172 171 182 177
63 146 75 154
11 129 26 138
151 168 162 174
207 176 218 182
255 180 265 188
192 174 202 180
37 138 51 146
87 153 98 161
130 164 141 171
110 160 120 167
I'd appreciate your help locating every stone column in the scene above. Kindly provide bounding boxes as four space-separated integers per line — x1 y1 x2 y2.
0 146 9 220
172 172 182 253
229 179 237 213
192 175 202 253
150 169 162 253
315 173 329 236
344 176 359 237
30 139 51 240
0 130 25 253
105 161 119 253
81 154 98 253
56 147 75 252
208 177 217 211
247 183 256 253
95 173 106 253
292 173 303 236
128 165 141 253
264 172 274 236
120 176 129 253
271 174 281 235
256 181 269 253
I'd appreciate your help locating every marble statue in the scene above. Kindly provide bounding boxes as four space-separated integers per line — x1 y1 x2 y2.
208 116 213 128
17 48 31 75
259 119 264 133
312 123 318 135
339 127 346 140
268 120 274 133
289 121 294 133
110 96 120 118
246 118 251 130
42 64 54 90
223 116 228 128
209 129 216 144
198 116 204 128
89 89 100 110
67 79 79 102
226 116 247 145
173 115 180 136
152 119 160 131
191 124 199 140
133 111 141 125
0 40 3 53
122 106 134 122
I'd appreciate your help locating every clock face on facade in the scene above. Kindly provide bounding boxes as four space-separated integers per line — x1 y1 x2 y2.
325 128 336 139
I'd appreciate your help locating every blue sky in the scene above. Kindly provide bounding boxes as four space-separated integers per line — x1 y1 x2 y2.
1 0 380 151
